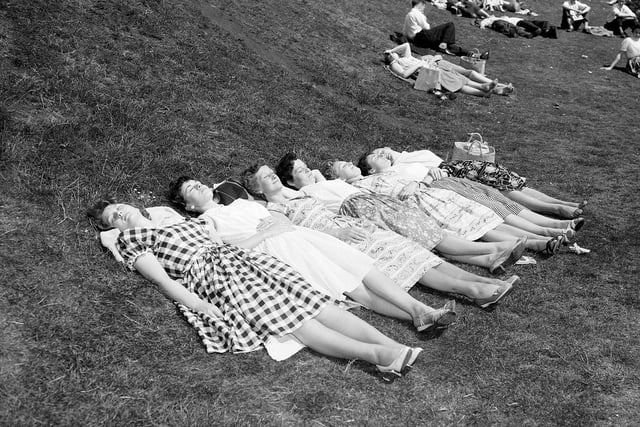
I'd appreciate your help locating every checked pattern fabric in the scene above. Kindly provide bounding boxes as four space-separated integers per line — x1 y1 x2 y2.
118 219 330 353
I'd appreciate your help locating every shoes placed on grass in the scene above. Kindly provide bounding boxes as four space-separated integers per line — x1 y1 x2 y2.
414 300 457 332
578 200 588 210
479 50 490 60
474 277 518 308
489 236 527 274
376 347 413 381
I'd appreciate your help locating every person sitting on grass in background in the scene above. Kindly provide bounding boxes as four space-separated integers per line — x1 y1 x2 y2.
403 0 487 57
369 147 587 219
168 176 458 333
447 0 492 19
384 43 514 97
87 199 422 380
601 24 640 76
243 163 520 309
561 0 591 32
604 0 638 37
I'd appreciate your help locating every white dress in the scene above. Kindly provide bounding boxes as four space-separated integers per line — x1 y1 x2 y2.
199 199 374 301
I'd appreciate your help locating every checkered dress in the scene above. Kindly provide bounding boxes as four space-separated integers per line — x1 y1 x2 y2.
118 218 330 354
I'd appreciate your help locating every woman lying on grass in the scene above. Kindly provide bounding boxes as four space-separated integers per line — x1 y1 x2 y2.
88 199 422 379
384 43 514 97
601 24 640 77
242 163 519 309
275 152 533 267
370 146 587 219
358 149 583 240
168 176 457 333
325 159 567 254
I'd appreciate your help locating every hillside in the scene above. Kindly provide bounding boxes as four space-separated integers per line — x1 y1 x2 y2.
1 0 639 425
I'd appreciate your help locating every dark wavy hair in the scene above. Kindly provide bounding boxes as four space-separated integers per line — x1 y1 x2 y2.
320 159 341 180
240 162 267 201
167 175 193 208
86 197 117 231
356 150 375 176
274 152 299 189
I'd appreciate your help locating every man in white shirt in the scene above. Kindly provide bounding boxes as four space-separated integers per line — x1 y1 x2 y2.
403 0 483 57
561 0 591 32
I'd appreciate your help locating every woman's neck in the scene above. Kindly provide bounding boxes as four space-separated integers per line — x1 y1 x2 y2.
265 190 288 204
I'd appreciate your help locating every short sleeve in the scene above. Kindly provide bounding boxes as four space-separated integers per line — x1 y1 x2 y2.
621 38 630 53
118 228 155 271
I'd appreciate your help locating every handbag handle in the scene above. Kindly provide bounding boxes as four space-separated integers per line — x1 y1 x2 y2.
466 132 484 144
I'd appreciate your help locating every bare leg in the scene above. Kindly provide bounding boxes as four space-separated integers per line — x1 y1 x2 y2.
360 268 437 322
347 285 412 321
502 190 581 218
315 304 404 348
459 85 488 97
519 187 580 207
436 234 512 255
291 316 401 366
418 265 501 299
503 214 566 237
517 210 574 228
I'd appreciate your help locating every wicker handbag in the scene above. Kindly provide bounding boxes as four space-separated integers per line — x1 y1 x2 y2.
451 132 495 162
459 49 486 75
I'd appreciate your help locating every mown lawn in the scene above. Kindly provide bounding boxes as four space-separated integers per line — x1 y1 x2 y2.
1 0 639 425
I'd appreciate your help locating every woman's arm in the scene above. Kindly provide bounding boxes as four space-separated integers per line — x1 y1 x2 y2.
311 169 327 183
390 60 424 79
134 253 223 318
234 213 295 249
384 43 412 57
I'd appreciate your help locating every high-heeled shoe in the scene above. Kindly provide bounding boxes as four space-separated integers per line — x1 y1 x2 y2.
376 347 412 381
489 236 527 274
407 347 424 367
414 300 457 332
571 217 586 231
542 235 565 255
473 279 516 308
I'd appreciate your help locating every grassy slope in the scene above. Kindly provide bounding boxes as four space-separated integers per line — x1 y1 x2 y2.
1 0 639 424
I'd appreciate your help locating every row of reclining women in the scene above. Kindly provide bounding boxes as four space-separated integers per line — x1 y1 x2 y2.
89 146 587 380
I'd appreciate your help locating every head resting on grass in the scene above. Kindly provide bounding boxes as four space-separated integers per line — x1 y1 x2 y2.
357 149 395 176
241 162 279 200
168 175 219 214
275 153 318 190
87 198 151 232
322 159 364 182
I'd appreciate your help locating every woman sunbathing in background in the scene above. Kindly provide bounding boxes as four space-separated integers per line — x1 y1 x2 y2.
370 146 587 220
168 176 457 332
88 199 421 379
242 163 519 309
384 43 514 97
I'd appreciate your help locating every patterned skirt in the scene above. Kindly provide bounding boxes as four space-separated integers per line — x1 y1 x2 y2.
627 56 640 76
339 193 445 250
439 160 527 191
429 177 524 218
178 245 331 354
411 187 503 241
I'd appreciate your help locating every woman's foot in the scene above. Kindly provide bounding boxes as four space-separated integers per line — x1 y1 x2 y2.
474 277 518 308
376 347 413 380
489 236 527 274
571 217 586 231
542 235 566 255
414 300 457 332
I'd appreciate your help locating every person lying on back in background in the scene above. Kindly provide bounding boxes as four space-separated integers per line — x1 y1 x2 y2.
384 43 514 97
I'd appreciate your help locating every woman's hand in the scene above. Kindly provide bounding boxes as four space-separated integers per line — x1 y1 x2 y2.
330 227 368 243
199 301 223 319
398 182 419 200
257 216 295 238
428 168 446 181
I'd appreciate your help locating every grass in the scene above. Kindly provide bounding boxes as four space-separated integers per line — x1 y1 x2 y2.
1 0 639 425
